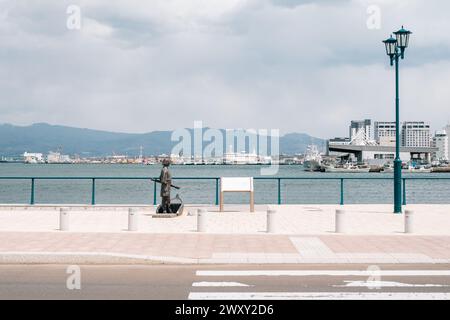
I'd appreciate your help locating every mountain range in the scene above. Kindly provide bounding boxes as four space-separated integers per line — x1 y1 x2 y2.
0 123 326 157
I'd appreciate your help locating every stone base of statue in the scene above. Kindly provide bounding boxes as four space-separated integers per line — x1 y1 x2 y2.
154 194 184 218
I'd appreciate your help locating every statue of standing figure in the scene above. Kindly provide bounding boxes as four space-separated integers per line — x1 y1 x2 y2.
159 158 172 213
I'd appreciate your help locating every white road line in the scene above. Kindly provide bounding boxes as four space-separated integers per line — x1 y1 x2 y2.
192 282 251 287
188 292 450 300
196 270 450 277
335 280 449 288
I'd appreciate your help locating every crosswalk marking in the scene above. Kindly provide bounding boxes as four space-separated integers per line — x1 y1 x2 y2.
335 280 449 288
192 282 251 287
190 269 450 300
196 270 450 277
188 292 450 300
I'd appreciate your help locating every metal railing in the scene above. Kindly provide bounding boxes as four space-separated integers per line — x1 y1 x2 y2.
0 176 449 206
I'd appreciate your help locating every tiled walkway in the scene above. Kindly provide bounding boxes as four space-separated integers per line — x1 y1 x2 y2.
0 232 449 264
1 204 449 264
1 204 450 235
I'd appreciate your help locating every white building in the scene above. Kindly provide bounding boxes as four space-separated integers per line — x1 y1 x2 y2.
223 146 259 164
169 153 185 165
374 121 397 146
434 130 449 161
47 152 60 163
327 144 436 165
23 152 44 164
401 121 431 148
46 152 72 163
223 151 259 165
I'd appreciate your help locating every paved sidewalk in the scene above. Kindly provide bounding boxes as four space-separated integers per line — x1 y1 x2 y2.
1 204 449 264
1 232 449 264
1 204 450 235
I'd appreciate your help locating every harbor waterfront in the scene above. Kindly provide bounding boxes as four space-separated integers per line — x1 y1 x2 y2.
1 163 450 205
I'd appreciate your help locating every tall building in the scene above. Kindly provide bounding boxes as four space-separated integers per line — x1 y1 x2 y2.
443 124 450 160
374 121 397 146
401 121 431 148
444 124 450 135
349 119 373 142
433 130 448 161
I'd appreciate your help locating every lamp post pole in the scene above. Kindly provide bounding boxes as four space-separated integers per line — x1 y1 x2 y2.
394 52 402 213
383 26 412 214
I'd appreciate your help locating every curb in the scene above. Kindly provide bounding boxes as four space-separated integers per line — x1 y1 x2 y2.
1 252 449 265
0 252 197 265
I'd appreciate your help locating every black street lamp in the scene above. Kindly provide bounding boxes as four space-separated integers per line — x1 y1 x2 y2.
382 26 412 214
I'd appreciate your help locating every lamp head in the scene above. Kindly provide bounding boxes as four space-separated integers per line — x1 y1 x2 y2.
383 35 397 65
393 26 412 58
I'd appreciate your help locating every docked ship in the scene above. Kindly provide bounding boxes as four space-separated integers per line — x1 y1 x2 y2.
382 163 394 173
404 164 432 173
322 163 371 173
324 164 370 173
303 145 322 171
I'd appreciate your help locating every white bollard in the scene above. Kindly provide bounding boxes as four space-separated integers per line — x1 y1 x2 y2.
335 209 346 233
266 209 277 233
404 210 414 234
59 207 70 231
128 208 139 231
197 209 208 232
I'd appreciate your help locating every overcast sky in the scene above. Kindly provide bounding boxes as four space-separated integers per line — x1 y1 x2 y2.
1 0 449 138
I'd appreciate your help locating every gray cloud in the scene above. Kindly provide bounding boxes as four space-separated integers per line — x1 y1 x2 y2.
270 0 350 8
0 0 450 140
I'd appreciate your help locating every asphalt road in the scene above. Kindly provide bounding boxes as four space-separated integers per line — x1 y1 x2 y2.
0 264 449 300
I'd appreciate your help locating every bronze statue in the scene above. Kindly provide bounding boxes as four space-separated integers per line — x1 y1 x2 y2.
159 158 172 213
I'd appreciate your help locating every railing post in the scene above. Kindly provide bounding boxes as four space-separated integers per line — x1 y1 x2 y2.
91 178 96 205
340 178 344 205
153 179 157 205
30 178 35 205
402 178 406 206
277 178 281 205
215 178 219 206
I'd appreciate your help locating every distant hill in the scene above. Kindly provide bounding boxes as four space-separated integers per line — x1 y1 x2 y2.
279 133 327 155
0 123 325 157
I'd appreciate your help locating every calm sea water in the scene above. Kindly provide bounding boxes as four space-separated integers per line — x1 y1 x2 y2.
0 163 449 205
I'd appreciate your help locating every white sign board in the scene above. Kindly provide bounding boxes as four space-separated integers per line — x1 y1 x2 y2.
220 177 254 192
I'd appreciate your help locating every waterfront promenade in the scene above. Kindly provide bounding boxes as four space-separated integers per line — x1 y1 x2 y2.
0 204 449 265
